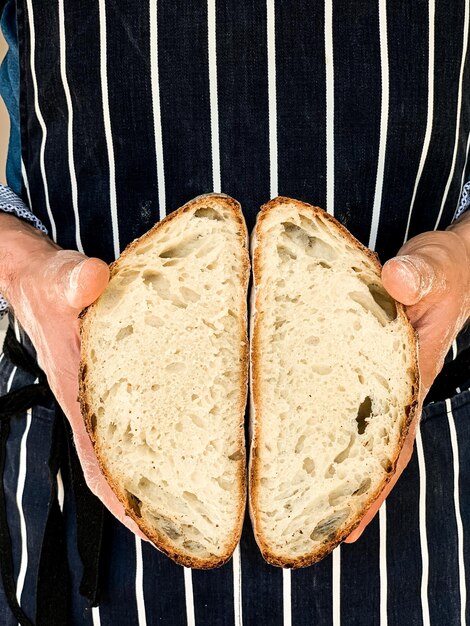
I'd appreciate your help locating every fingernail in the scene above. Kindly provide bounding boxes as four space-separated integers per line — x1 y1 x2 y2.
66 260 87 305
68 260 87 290
397 255 432 298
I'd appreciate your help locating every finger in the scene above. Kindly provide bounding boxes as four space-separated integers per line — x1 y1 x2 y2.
65 257 110 309
382 255 435 306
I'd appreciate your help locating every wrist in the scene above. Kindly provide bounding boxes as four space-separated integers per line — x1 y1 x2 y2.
0 213 59 303
446 214 470 318
447 211 470 259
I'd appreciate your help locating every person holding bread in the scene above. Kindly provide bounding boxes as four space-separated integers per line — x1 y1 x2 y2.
0 0 469 624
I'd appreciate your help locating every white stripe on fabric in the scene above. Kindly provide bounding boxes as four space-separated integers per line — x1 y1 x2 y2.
135 536 147 626
92 606 101 626
21 160 33 212
13 318 20 343
453 131 470 222
283 569 292 626
58 0 83 254
332 546 341 626
379 503 388 626
57 469 64 513
149 0 166 219
416 429 430 626
233 544 243 626
24 0 57 242
452 339 458 361
208 0 221 193
7 366 16 390
403 0 435 244
98 0 120 260
15 405 32 605
369 0 389 251
434 0 470 229
267 0 278 198
446 398 467 625
184 567 196 626
325 0 334 215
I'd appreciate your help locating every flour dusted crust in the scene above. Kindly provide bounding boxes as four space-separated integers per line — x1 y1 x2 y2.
249 197 419 568
79 194 249 568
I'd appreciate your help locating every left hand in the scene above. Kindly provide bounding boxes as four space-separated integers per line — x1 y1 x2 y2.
345 215 470 543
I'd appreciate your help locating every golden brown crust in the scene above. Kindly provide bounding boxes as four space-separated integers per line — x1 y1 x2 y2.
79 193 250 569
249 196 420 569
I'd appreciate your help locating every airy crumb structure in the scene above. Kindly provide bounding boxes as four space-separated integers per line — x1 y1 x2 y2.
250 197 419 568
80 194 249 568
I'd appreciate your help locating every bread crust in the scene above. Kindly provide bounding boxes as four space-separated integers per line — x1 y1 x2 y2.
79 193 250 569
249 196 420 568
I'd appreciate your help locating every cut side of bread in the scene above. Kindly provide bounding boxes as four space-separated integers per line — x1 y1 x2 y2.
250 197 419 568
79 194 249 569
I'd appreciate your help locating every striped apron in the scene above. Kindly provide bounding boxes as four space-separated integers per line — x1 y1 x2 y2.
1 1 470 624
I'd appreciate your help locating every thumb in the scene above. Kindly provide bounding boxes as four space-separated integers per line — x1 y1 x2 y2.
382 254 437 306
64 256 110 309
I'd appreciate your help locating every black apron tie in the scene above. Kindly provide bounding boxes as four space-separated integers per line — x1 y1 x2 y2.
0 326 106 626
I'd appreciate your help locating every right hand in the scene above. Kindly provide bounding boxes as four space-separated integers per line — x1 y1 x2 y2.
1 214 146 539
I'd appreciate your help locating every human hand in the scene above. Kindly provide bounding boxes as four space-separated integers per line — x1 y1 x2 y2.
345 215 470 543
0 214 147 539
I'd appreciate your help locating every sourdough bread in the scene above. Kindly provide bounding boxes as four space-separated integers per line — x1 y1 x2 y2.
249 197 419 568
79 194 249 569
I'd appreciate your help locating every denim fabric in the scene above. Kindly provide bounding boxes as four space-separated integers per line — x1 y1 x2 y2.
0 0 20 196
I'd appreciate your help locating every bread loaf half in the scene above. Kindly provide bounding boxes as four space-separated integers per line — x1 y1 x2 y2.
249 197 419 568
79 194 249 568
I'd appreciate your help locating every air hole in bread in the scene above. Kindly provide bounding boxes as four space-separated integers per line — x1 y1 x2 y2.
277 245 297 261
381 457 393 473
295 435 306 454
116 325 134 341
90 413 97 431
142 271 168 291
325 464 336 478
356 396 372 435
125 490 142 518
117 270 141 287
159 236 202 259
309 508 350 542
193 207 223 221
368 284 397 322
228 450 244 461
189 414 204 428
135 243 154 256
215 475 233 491
349 291 390 326
373 372 390 391
165 362 185 373
334 433 356 463
302 457 315 475
306 336 319 346
352 477 371 496
90 349 97 364
144 313 163 328
328 483 354 507
183 540 206 554
281 222 339 262
179 286 201 303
